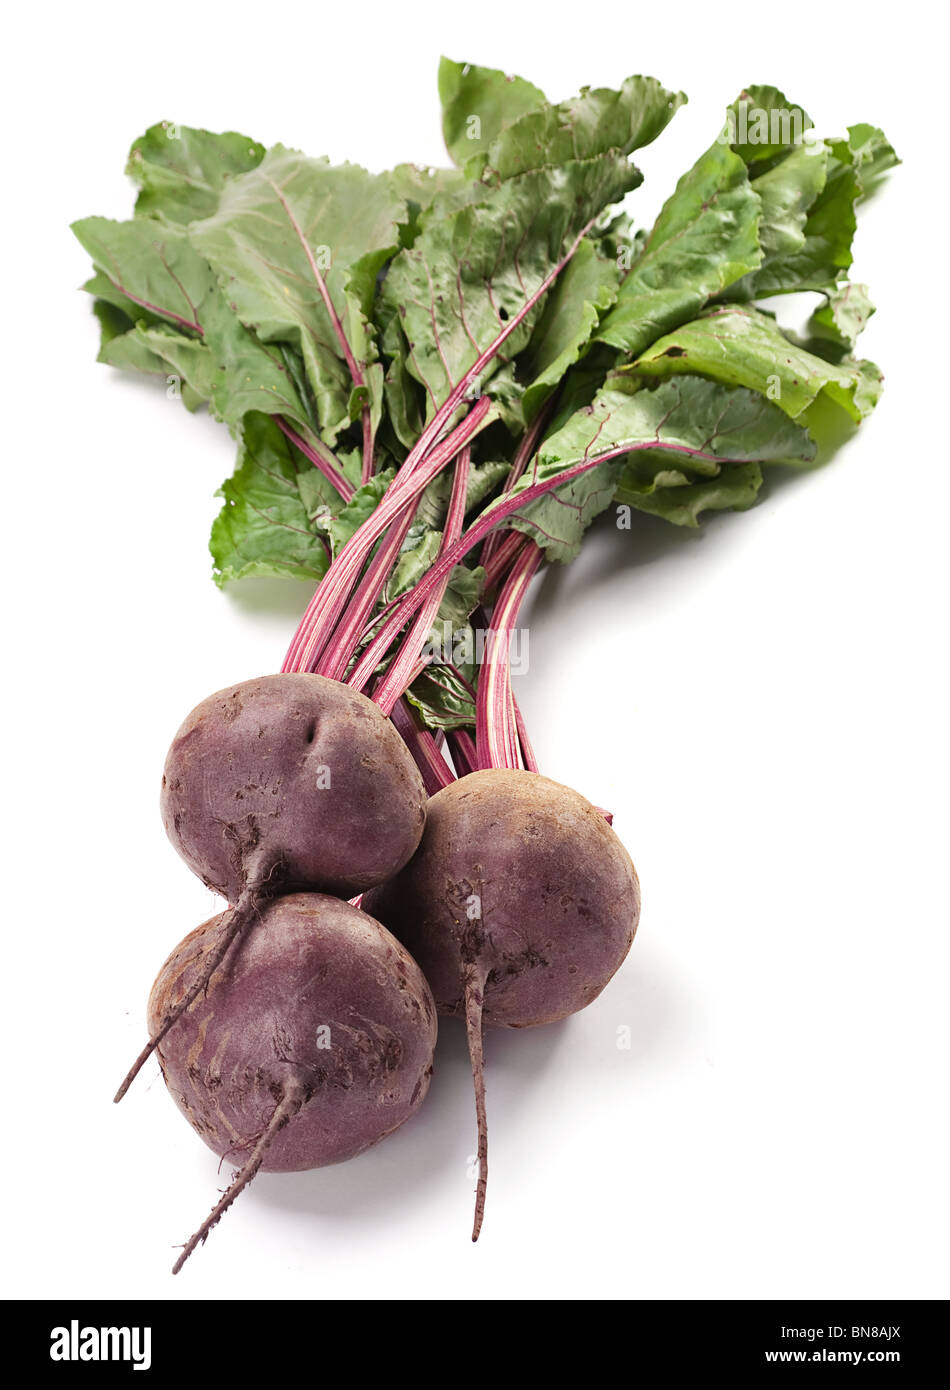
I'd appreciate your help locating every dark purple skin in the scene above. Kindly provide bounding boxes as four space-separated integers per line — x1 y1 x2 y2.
148 894 438 1172
160 674 427 902
364 768 640 1028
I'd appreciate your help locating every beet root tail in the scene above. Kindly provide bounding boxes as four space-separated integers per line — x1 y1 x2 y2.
463 969 489 1242
172 1083 306 1275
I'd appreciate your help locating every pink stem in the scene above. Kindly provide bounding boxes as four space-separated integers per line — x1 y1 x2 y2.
361 408 375 486
282 216 595 678
390 699 455 793
480 404 552 567
315 506 417 681
482 530 529 594
448 729 479 778
263 173 377 484
275 416 354 502
282 396 492 674
475 543 542 769
346 432 677 690
371 449 472 714
406 218 598 469
513 695 539 772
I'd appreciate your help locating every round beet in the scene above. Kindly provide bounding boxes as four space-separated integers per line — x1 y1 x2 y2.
116 673 428 1105
364 768 639 1025
364 767 640 1238
148 893 437 1272
160 673 426 903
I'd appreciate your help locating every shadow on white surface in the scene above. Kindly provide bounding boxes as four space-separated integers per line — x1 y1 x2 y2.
217 949 680 1231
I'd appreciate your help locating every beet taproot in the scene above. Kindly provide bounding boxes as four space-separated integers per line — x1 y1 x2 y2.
364 767 640 1237
148 893 437 1272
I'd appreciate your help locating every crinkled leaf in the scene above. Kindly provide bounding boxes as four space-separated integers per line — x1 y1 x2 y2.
521 238 619 423
848 123 900 194
725 142 828 299
727 86 813 167
126 122 265 224
388 162 470 243
595 140 762 356
807 282 875 355
190 149 406 442
326 469 394 556
72 216 213 334
474 75 685 182
210 413 337 585
406 658 477 731
628 304 880 421
384 153 638 416
616 459 765 526
438 57 547 169
744 141 857 295
735 120 895 298
495 375 815 559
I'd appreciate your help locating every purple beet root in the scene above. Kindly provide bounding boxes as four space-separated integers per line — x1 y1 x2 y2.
147 893 437 1272
160 672 427 902
364 767 640 1239
115 673 428 1105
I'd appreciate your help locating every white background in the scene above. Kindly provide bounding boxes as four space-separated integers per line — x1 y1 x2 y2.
3 0 947 1302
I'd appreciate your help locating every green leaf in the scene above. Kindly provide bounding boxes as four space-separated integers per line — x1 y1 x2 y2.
387 526 441 599
616 460 765 526
848 123 900 195
727 86 813 166
438 57 547 169
83 269 165 327
190 148 406 443
383 152 638 415
475 75 686 182
126 122 265 224
595 140 762 356
129 324 216 401
406 658 477 731
746 141 857 295
210 413 337 585
80 244 218 405
72 216 213 334
380 308 426 454
416 458 509 530
731 120 896 299
325 469 395 556
521 238 619 423
204 310 320 437
627 304 880 421
806 282 875 355
435 563 485 630
496 375 815 557
725 142 828 299
388 162 470 243
93 300 172 377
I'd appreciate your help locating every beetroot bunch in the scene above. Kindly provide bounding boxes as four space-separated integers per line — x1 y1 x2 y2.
80 55 893 1270
120 672 639 1270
